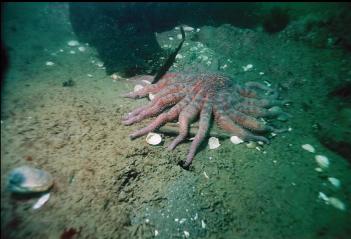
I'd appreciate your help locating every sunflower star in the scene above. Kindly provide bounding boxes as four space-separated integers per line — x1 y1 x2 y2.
122 71 288 167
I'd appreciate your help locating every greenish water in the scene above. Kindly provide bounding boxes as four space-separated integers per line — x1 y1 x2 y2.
1 3 350 239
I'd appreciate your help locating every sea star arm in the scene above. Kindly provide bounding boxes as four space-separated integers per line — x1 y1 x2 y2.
168 92 203 150
183 99 212 167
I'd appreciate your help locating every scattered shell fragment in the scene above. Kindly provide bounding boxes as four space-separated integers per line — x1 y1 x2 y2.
318 192 329 202
69 50 76 54
230 136 244 144
179 218 186 224
246 141 257 149
203 171 209 179
154 230 159 236
201 220 206 229
134 84 144 92
148 93 155 101
208 137 220 149
177 34 182 39
67 40 79 46
328 197 346 211
146 133 162 145
32 193 50 210
315 155 330 168
259 72 265 75
45 61 54 66
168 37 174 41
242 64 253 71
183 26 194 31
87 74 93 78
315 167 323 172
302 144 315 153
78 46 86 52
196 28 201 32
7 166 54 194
184 231 190 238
175 54 183 59
328 177 341 188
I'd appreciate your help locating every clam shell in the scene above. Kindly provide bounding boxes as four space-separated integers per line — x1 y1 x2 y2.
208 137 220 149
146 133 162 145
7 166 54 194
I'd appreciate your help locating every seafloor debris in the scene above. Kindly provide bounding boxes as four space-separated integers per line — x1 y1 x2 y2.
7 166 54 194
62 79 75 87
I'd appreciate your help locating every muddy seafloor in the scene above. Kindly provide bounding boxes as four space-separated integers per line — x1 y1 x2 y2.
1 3 351 239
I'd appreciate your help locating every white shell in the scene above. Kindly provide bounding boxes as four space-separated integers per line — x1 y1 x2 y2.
242 64 253 71
318 192 329 202
146 133 162 145
183 26 194 31
45 61 54 66
183 231 190 238
328 197 346 211
315 155 329 168
208 137 220 149
302 144 315 153
230 136 244 144
201 220 206 229
328 177 341 188
148 93 155 101
32 193 50 210
67 40 79 46
134 84 144 92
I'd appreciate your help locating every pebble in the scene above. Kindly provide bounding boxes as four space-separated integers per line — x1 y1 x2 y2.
230 136 244 144
208 137 220 149
69 50 76 54
87 74 93 77
315 155 330 168
168 37 174 41
302 144 315 153
45 61 55 66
